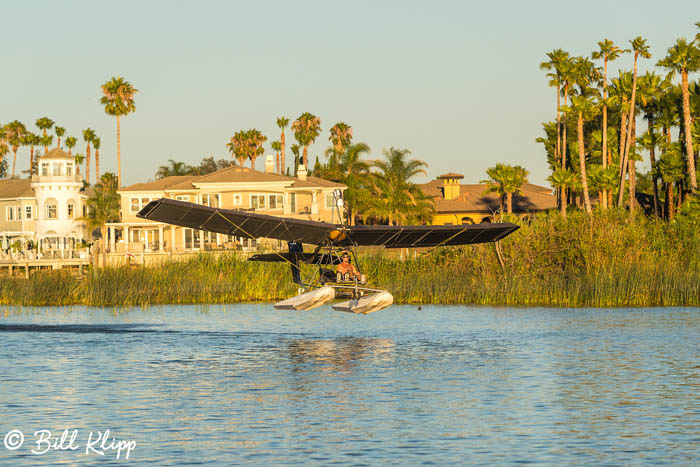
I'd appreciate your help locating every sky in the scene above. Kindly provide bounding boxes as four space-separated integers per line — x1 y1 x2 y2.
1 0 698 187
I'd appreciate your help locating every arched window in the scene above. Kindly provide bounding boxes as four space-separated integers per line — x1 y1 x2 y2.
480 216 492 224
67 199 76 219
45 198 58 220
461 217 474 225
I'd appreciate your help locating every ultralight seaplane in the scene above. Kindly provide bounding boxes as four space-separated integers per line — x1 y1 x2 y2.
137 191 519 314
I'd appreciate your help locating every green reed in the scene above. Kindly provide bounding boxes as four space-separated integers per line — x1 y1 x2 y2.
0 208 698 307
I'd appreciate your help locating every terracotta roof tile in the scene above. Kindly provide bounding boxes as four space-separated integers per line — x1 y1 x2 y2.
39 148 72 160
120 176 199 192
193 166 291 184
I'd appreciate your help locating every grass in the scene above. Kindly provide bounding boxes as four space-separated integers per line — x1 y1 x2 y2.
1 208 699 307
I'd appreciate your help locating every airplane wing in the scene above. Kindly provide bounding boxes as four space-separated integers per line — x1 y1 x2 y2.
137 198 519 248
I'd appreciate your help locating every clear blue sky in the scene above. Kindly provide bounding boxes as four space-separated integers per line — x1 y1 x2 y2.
1 0 698 186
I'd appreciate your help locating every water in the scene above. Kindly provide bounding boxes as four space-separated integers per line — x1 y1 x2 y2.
0 305 698 465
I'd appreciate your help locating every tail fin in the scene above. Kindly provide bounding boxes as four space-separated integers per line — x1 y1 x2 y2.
288 241 303 284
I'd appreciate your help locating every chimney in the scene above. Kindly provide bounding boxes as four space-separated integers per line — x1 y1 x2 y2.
437 173 464 200
264 155 274 173
297 164 307 181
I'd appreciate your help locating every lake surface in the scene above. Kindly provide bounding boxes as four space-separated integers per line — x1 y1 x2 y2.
0 305 698 465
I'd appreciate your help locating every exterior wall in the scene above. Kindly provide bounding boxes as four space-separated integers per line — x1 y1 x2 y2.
32 176 85 238
433 212 494 225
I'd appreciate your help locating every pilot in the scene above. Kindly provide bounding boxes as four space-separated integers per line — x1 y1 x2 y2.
337 252 365 283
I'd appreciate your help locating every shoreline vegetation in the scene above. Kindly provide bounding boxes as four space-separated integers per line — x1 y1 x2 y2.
1 209 699 308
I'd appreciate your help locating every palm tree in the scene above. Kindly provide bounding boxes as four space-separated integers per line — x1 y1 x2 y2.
82 174 120 267
637 72 667 216
568 95 597 214
227 129 266 168
482 163 530 215
618 37 651 210
65 136 77 156
291 112 321 167
4 121 27 178
74 153 85 175
246 129 267 169
541 49 571 166
35 117 54 154
22 132 40 176
367 148 434 225
54 126 65 148
101 76 138 189
276 117 289 174
82 128 96 185
227 130 249 166
657 38 700 192
291 144 300 176
271 140 282 173
340 142 371 224
329 122 353 155
547 168 574 216
92 136 101 181
156 159 192 179
558 56 577 170
655 144 685 219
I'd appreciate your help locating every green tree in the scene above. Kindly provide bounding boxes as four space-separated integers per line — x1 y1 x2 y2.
482 163 530 215
92 136 101 181
22 132 40 176
291 112 321 168
54 126 65 148
291 144 300 176
540 49 571 166
82 172 120 266
340 143 372 225
65 136 77 156
657 38 700 192
4 121 27 177
567 95 598 213
227 130 249 166
655 144 685 219
246 129 267 169
82 128 96 185
101 76 138 188
35 117 54 154
156 159 193 179
271 140 282 173
276 117 289 174
329 122 353 155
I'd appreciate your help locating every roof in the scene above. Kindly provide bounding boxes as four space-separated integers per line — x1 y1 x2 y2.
120 176 199 192
40 148 73 160
419 180 555 213
0 179 34 199
120 166 347 192
437 172 464 180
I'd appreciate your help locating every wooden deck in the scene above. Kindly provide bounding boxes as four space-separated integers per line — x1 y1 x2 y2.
0 258 91 278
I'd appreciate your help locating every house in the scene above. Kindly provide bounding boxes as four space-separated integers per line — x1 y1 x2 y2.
419 173 556 225
0 148 88 253
107 157 346 253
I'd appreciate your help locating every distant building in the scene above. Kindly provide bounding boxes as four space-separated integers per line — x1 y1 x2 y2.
0 148 88 251
108 157 346 253
419 173 556 225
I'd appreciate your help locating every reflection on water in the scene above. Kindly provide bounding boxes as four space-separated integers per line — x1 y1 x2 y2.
0 305 698 465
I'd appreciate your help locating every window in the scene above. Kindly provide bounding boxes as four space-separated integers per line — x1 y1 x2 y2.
233 194 242 206
325 192 335 208
82 205 86 217
15 206 21 220
45 199 57 220
268 194 283 210
6 207 13 221
461 217 474 225
251 195 266 209
66 163 73 176
290 193 296 213
202 194 220 208
52 163 62 176
130 198 140 212
175 195 189 201
41 163 49 176
141 197 150 208
67 201 75 219
25 205 33 220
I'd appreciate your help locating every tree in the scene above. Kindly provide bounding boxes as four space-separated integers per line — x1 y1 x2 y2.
366 148 434 225
276 117 289 174
74 153 85 175
22 132 40 176
4 121 27 177
338 142 372 224
271 140 282 173
655 144 685 219
54 126 65 148
329 122 353 155
156 159 193 179
65 136 77 156
82 172 120 267
618 37 651 211
291 144 300 176
35 117 54 154
291 112 321 167
567 95 597 213
101 76 138 189
189 156 234 175
482 163 530 215
227 129 266 168
227 130 249 166
592 39 628 208
541 49 571 166
82 128 96 185
637 72 667 216
658 38 700 192
92 136 101 181
246 129 266 169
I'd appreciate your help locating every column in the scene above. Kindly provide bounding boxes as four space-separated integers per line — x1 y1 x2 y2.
170 226 176 253
110 226 116 253
124 226 130 253
199 230 204 250
144 229 150 251
158 225 163 252
311 191 319 215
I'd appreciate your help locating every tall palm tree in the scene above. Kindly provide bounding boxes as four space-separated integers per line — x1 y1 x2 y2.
617 37 651 210
367 148 434 225
82 176 120 266
658 38 700 192
82 128 96 185
156 159 192 179
329 122 353 155
482 163 530 214
35 117 54 154
547 168 575 216
92 136 101 181
74 153 85 175
271 140 282 173
568 94 598 213
100 76 138 189
558 56 577 170
655 144 685 219
227 130 249 166
276 117 289 174
22 132 40 176
290 144 300 176
5 121 27 178
340 142 371 224
247 129 267 169
637 72 667 216
54 126 65 148
291 112 321 167
65 136 77 156
541 49 571 166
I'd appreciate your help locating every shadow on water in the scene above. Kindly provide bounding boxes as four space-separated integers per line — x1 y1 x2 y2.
0 323 168 333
